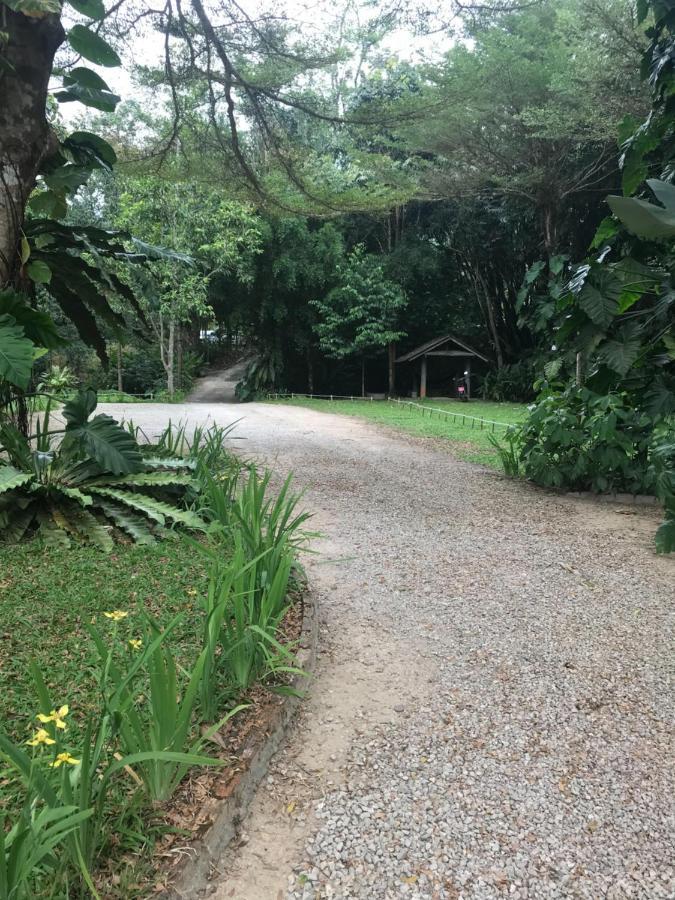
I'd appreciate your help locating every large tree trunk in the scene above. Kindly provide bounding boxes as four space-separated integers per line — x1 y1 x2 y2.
0 8 64 287
388 341 396 396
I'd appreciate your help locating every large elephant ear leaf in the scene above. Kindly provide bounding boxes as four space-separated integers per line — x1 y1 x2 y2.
62 389 98 427
66 414 145 476
607 191 675 239
0 315 34 390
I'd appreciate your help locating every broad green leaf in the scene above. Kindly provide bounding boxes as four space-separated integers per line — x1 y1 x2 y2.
36 511 71 549
646 178 675 210
56 84 120 113
0 316 34 390
20 236 30 264
663 332 675 360
0 467 33 494
68 416 144 475
28 189 68 219
607 194 675 239
0 290 63 349
142 456 196 470
66 0 105 18
1 507 35 543
26 260 52 284
68 25 121 68
131 239 195 266
600 337 642 376
579 283 618 327
43 165 92 192
64 67 111 91
63 131 117 170
62 388 97 427
590 216 619 249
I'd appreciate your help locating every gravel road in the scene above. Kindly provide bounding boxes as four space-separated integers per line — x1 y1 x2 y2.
104 401 674 900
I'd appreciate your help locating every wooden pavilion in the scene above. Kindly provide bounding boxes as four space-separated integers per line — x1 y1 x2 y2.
395 334 490 399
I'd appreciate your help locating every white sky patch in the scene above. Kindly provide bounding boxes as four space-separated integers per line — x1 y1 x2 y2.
56 0 453 125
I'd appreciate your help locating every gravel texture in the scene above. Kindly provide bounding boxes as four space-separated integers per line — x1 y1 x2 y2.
102 400 674 900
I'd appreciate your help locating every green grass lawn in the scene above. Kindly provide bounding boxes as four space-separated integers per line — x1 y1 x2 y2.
270 397 527 466
0 536 212 759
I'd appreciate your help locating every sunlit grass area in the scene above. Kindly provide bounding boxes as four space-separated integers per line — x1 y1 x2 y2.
268 397 527 467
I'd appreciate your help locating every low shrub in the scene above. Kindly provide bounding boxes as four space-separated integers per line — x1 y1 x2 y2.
480 359 538 403
517 386 654 495
496 383 674 552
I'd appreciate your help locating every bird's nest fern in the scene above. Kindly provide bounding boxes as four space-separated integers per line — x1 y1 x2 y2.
0 390 205 551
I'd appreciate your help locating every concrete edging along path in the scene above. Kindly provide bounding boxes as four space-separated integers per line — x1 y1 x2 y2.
164 589 320 900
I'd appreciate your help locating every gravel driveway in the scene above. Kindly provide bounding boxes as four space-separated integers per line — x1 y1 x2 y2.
104 401 674 900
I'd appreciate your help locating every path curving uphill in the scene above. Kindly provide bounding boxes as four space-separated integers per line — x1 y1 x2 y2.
101 400 675 900
186 356 252 403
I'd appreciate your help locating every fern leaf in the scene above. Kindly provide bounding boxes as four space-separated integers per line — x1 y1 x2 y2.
0 467 33 494
55 486 93 507
91 472 195 488
142 456 196 470
90 487 205 530
68 507 114 552
36 510 71 549
0 507 35 543
96 499 156 544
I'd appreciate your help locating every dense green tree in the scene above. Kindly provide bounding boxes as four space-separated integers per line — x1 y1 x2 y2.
312 245 407 395
114 177 262 394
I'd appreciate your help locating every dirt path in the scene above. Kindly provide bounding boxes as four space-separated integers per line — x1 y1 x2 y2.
187 357 252 403
103 401 674 900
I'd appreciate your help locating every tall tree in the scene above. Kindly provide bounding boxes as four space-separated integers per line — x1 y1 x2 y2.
312 245 407 395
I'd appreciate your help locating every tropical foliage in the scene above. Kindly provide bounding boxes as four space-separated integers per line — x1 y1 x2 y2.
0 390 202 549
499 0 674 552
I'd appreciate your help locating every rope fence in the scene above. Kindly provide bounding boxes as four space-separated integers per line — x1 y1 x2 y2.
387 398 510 432
267 392 511 433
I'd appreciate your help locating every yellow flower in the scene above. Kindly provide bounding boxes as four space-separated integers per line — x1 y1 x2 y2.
50 752 80 768
186 588 197 597
26 728 56 747
36 705 69 730
128 638 143 650
103 610 128 622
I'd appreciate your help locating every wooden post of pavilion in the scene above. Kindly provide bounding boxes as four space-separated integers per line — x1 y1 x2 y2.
420 356 428 399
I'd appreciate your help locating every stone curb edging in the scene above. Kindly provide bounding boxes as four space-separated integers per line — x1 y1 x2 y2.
164 589 319 899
